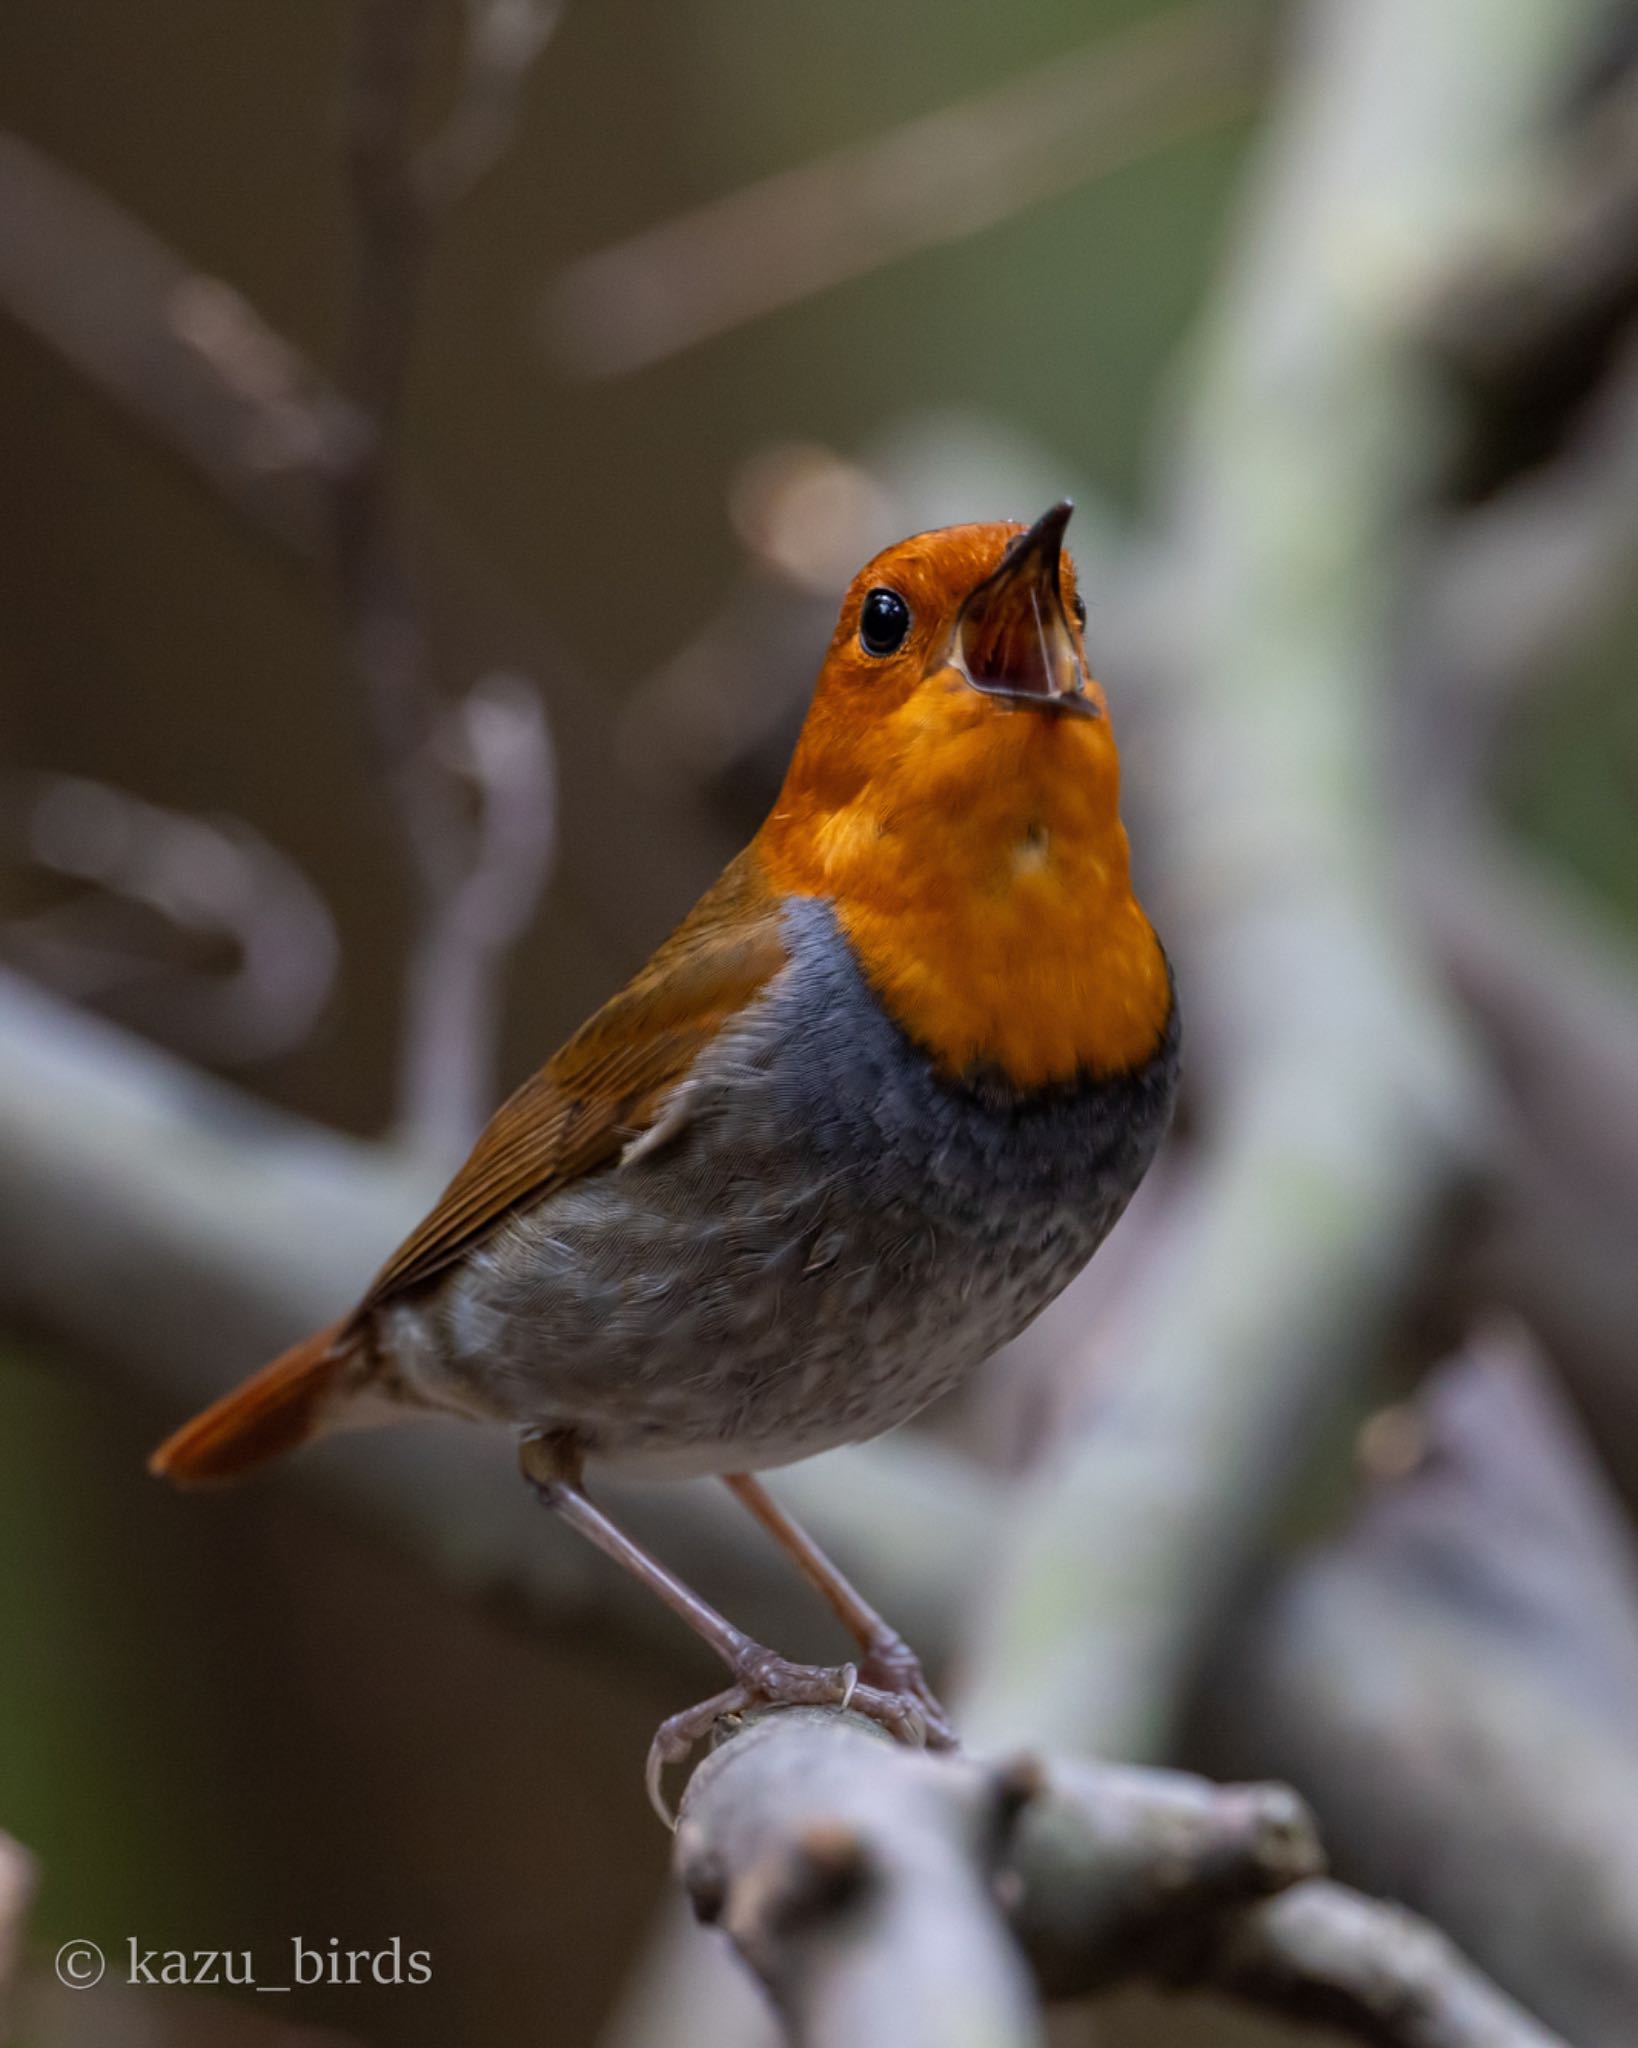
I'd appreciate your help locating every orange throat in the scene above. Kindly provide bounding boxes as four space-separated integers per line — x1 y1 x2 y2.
758 713 1171 1090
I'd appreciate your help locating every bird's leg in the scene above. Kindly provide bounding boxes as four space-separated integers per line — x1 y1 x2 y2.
722 1471 958 1749
518 1434 929 1823
521 1431 762 1665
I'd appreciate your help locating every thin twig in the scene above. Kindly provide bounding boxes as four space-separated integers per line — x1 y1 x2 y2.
2 53 559 1158
1 773 339 1066
418 0 563 213
0 128 359 550
0 124 724 990
332 0 561 1160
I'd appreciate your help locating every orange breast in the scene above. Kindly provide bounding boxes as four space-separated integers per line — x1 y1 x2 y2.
759 709 1171 1089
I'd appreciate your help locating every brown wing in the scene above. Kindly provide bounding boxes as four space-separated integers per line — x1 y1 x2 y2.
361 846 789 1308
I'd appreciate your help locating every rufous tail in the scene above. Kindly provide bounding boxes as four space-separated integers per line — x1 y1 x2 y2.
149 1321 355 1486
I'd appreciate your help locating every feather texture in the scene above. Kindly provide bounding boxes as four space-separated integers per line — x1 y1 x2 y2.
362 845 789 1305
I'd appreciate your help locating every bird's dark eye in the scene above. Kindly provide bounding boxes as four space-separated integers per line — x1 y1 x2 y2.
859 587 911 657
1071 592 1087 629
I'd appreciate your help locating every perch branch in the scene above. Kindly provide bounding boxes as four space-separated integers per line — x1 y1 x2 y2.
674 1712 1566 2048
676 1716 1042 2048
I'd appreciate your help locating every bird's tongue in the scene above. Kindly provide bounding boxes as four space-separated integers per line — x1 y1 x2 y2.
952 500 1085 706
958 578 1080 699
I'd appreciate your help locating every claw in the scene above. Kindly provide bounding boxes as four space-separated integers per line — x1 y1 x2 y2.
647 1684 750 1829
645 1739 672 1830
890 1695 928 1748
641 1654 943 1827
858 1642 959 1751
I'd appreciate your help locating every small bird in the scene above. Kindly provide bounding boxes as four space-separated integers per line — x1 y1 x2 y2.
152 503 1178 1813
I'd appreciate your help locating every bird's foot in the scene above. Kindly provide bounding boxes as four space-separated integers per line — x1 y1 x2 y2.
856 1632 959 1752
645 1651 931 1827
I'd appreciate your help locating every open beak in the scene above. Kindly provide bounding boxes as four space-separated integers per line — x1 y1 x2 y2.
948 500 1097 719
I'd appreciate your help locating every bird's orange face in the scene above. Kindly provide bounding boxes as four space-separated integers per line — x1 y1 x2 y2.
768 506 1109 812
758 506 1171 1087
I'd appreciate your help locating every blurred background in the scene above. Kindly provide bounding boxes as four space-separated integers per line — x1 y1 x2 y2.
2 0 1638 2043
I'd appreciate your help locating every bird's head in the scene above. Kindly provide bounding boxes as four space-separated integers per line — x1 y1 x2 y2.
757 503 1171 1086
762 501 1115 844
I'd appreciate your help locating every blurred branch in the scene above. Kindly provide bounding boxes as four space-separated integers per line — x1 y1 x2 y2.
543 0 1272 378
418 0 564 213
0 964 989 1662
338 0 560 433
1421 828 1638 1499
0 119 721 1084
0 106 552 1158
1406 337 1638 802
1185 1884 1570 2048
954 0 1602 1762
1400 298 1638 1492
0 129 359 549
1203 1325 1638 2047
671 1711 1566 2048
333 0 562 1163
391 670 558 1163
1428 51 1638 502
0 72 558 1156
0 1833 34 2048
0 774 339 1067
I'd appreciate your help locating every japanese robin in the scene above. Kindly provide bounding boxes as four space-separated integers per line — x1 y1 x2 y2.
151 502 1179 1813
